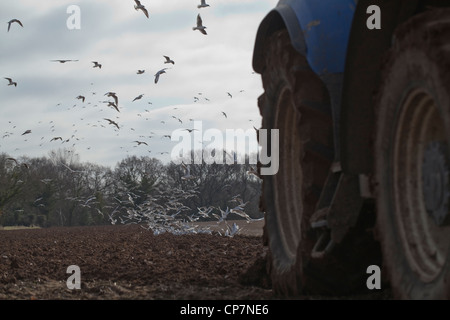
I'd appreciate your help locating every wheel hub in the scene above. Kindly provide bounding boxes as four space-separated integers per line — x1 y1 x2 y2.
391 88 449 282
422 141 450 226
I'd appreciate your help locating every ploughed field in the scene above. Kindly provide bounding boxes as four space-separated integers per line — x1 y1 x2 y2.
0 221 272 299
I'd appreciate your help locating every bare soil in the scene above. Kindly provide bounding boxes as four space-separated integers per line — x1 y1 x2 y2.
0 220 272 300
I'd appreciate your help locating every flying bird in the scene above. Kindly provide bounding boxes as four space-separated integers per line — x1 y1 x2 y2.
92 61 102 69
6 157 28 169
134 0 149 18
7 19 23 32
106 101 120 113
225 222 240 237
198 0 210 8
76 95 85 102
134 140 148 146
184 129 198 133
133 94 144 102
104 118 120 130
50 59 78 63
22 130 31 135
222 111 227 118
6 157 18 165
50 137 63 142
164 56 175 65
227 92 232 98
105 92 119 106
137 70 145 74
193 14 207 35
4 77 17 87
154 68 168 84
246 166 260 178
181 162 195 180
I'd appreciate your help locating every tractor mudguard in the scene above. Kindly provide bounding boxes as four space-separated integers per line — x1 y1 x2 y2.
253 0 356 161
253 0 356 77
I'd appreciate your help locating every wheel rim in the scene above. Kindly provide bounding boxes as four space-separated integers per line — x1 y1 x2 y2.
392 87 450 283
272 87 302 265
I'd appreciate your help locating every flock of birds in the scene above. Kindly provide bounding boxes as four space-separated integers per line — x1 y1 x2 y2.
115 183 262 237
36 162 261 237
3 0 253 160
2 0 262 235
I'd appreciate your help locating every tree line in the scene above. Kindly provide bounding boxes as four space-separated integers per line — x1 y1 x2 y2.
0 148 262 228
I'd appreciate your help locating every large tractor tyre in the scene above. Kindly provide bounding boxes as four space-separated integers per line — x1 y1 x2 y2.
375 9 450 299
258 29 378 296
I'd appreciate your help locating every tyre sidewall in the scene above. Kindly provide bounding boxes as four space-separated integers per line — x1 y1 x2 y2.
376 47 450 299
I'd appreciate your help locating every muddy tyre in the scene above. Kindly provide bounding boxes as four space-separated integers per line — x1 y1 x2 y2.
258 29 377 296
375 9 450 299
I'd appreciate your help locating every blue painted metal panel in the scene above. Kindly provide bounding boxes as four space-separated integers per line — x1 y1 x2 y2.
278 0 357 75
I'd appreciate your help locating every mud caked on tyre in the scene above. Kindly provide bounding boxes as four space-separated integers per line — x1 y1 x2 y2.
258 29 376 296
375 9 450 299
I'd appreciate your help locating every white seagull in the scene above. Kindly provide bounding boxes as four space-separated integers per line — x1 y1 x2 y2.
193 14 207 35
7 19 23 32
104 118 120 130
181 162 195 180
225 222 240 237
134 0 149 18
106 101 120 113
104 92 119 106
164 56 175 65
246 166 260 178
154 68 168 84
6 157 19 165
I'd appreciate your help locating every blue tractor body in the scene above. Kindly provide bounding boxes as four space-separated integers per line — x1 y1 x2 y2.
253 0 356 76
253 0 358 162
285 0 356 75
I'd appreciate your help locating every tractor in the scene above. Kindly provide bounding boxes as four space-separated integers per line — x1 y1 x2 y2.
252 0 450 299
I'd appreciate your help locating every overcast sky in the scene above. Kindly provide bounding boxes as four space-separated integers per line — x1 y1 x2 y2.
0 0 278 168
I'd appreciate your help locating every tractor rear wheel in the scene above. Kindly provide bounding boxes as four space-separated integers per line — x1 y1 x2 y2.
375 9 450 299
